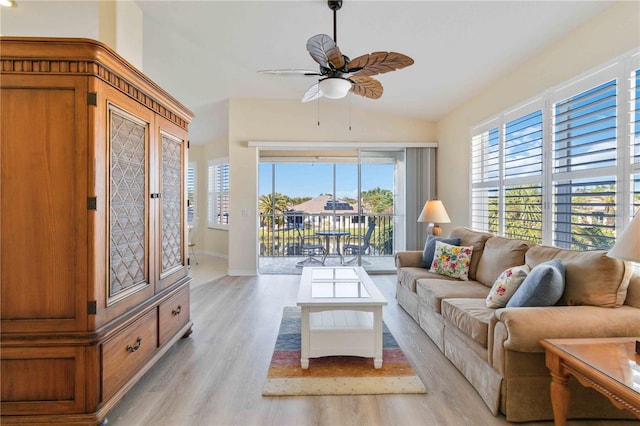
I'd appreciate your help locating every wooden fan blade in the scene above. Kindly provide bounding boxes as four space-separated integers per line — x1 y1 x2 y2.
326 46 346 70
302 83 322 102
347 52 414 77
258 69 322 77
349 75 383 99
306 34 345 70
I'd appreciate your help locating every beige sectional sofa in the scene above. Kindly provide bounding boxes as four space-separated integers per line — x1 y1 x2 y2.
395 227 640 422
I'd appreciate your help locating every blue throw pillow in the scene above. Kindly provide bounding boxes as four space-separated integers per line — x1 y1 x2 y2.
506 259 565 307
420 236 461 268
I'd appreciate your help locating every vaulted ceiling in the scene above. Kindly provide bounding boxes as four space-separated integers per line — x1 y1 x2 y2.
133 1 613 142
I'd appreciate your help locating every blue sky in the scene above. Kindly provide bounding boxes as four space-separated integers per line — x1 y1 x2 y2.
259 163 394 199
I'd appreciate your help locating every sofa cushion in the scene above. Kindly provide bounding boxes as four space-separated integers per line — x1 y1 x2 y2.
525 245 632 307
475 237 533 287
420 236 461 268
416 279 490 314
625 274 640 308
442 298 494 348
397 267 459 292
395 250 424 268
449 227 493 281
486 265 530 308
429 241 473 280
506 260 565 308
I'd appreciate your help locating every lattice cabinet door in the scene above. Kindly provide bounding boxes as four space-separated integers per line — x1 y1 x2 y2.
156 115 189 292
108 104 153 304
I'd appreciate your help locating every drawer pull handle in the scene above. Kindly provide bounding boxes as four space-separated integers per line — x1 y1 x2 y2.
126 337 142 353
172 305 182 316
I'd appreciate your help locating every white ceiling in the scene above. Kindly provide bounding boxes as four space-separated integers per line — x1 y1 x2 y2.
134 0 612 143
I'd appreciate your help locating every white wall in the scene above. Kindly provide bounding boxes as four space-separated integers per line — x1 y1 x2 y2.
99 1 143 70
1 0 142 70
227 98 435 275
436 1 640 236
1 1 99 38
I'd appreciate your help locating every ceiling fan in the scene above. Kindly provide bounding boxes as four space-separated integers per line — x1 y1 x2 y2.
259 0 414 102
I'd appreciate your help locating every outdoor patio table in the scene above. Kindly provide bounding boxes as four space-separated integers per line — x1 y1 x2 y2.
315 230 351 264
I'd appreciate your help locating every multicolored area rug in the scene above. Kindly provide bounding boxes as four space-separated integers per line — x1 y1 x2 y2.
262 307 427 396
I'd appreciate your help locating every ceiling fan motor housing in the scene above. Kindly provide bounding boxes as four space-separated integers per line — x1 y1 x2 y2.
328 0 342 11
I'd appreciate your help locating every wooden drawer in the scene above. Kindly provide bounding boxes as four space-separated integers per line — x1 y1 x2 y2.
158 286 190 347
102 309 157 400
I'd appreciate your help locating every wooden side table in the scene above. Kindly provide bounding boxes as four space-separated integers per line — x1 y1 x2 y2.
541 337 640 426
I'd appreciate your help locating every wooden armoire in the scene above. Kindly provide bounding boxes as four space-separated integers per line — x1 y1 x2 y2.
0 37 194 425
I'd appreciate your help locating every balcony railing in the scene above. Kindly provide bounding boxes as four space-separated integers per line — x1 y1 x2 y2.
259 213 394 258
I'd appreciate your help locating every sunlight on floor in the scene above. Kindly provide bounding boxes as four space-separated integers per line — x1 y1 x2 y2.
188 254 228 288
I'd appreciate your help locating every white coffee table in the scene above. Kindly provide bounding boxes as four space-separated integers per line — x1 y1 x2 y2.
297 266 388 369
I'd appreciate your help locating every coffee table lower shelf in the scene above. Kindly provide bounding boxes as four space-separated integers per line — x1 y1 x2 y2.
300 308 383 369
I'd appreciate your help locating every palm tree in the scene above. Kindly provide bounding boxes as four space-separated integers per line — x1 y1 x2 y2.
361 187 393 214
259 193 289 228
504 185 542 242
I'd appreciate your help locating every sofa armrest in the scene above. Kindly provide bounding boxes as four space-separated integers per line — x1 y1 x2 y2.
395 251 424 268
489 305 640 355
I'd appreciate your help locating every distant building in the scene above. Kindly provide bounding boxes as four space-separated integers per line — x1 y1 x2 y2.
287 195 366 228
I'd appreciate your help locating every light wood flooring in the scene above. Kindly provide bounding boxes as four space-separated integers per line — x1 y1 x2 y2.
105 257 632 426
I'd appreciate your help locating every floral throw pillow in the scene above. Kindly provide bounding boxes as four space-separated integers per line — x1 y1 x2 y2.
485 265 530 308
429 241 473 281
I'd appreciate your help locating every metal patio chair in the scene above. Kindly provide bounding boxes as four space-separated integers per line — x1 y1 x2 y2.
342 220 376 264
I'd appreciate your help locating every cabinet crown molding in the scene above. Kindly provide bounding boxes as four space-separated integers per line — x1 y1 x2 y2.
1 36 194 129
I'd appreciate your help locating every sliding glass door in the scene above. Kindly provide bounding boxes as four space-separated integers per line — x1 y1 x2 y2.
258 149 405 274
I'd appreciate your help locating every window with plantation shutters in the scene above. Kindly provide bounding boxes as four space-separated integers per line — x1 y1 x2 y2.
208 159 229 228
187 162 196 224
470 110 543 242
552 80 617 250
469 50 639 252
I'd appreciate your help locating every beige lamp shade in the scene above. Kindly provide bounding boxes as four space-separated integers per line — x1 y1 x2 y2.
418 200 451 236
418 200 451 223
607 213 640 263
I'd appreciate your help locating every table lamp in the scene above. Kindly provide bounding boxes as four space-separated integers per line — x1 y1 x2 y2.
418 199 451 236
606 211 640 354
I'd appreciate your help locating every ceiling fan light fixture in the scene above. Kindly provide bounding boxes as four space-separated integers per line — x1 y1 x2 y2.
319 77 351 99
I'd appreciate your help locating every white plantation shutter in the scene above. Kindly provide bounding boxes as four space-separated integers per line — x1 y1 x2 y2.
217 163 229 224
552 80 617 250
471 187 498 233
504 111 543 179
208 159 230 227
186 162 196 223
471 127 499 233
503 110 543 242
632 69 640 214
207 163 215 227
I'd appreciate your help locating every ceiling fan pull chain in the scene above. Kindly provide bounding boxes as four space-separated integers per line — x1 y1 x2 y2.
317 94 321 126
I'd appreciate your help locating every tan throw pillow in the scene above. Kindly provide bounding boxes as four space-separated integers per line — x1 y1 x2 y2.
485 265 530 308
429 241 473 280
525 246 632 307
